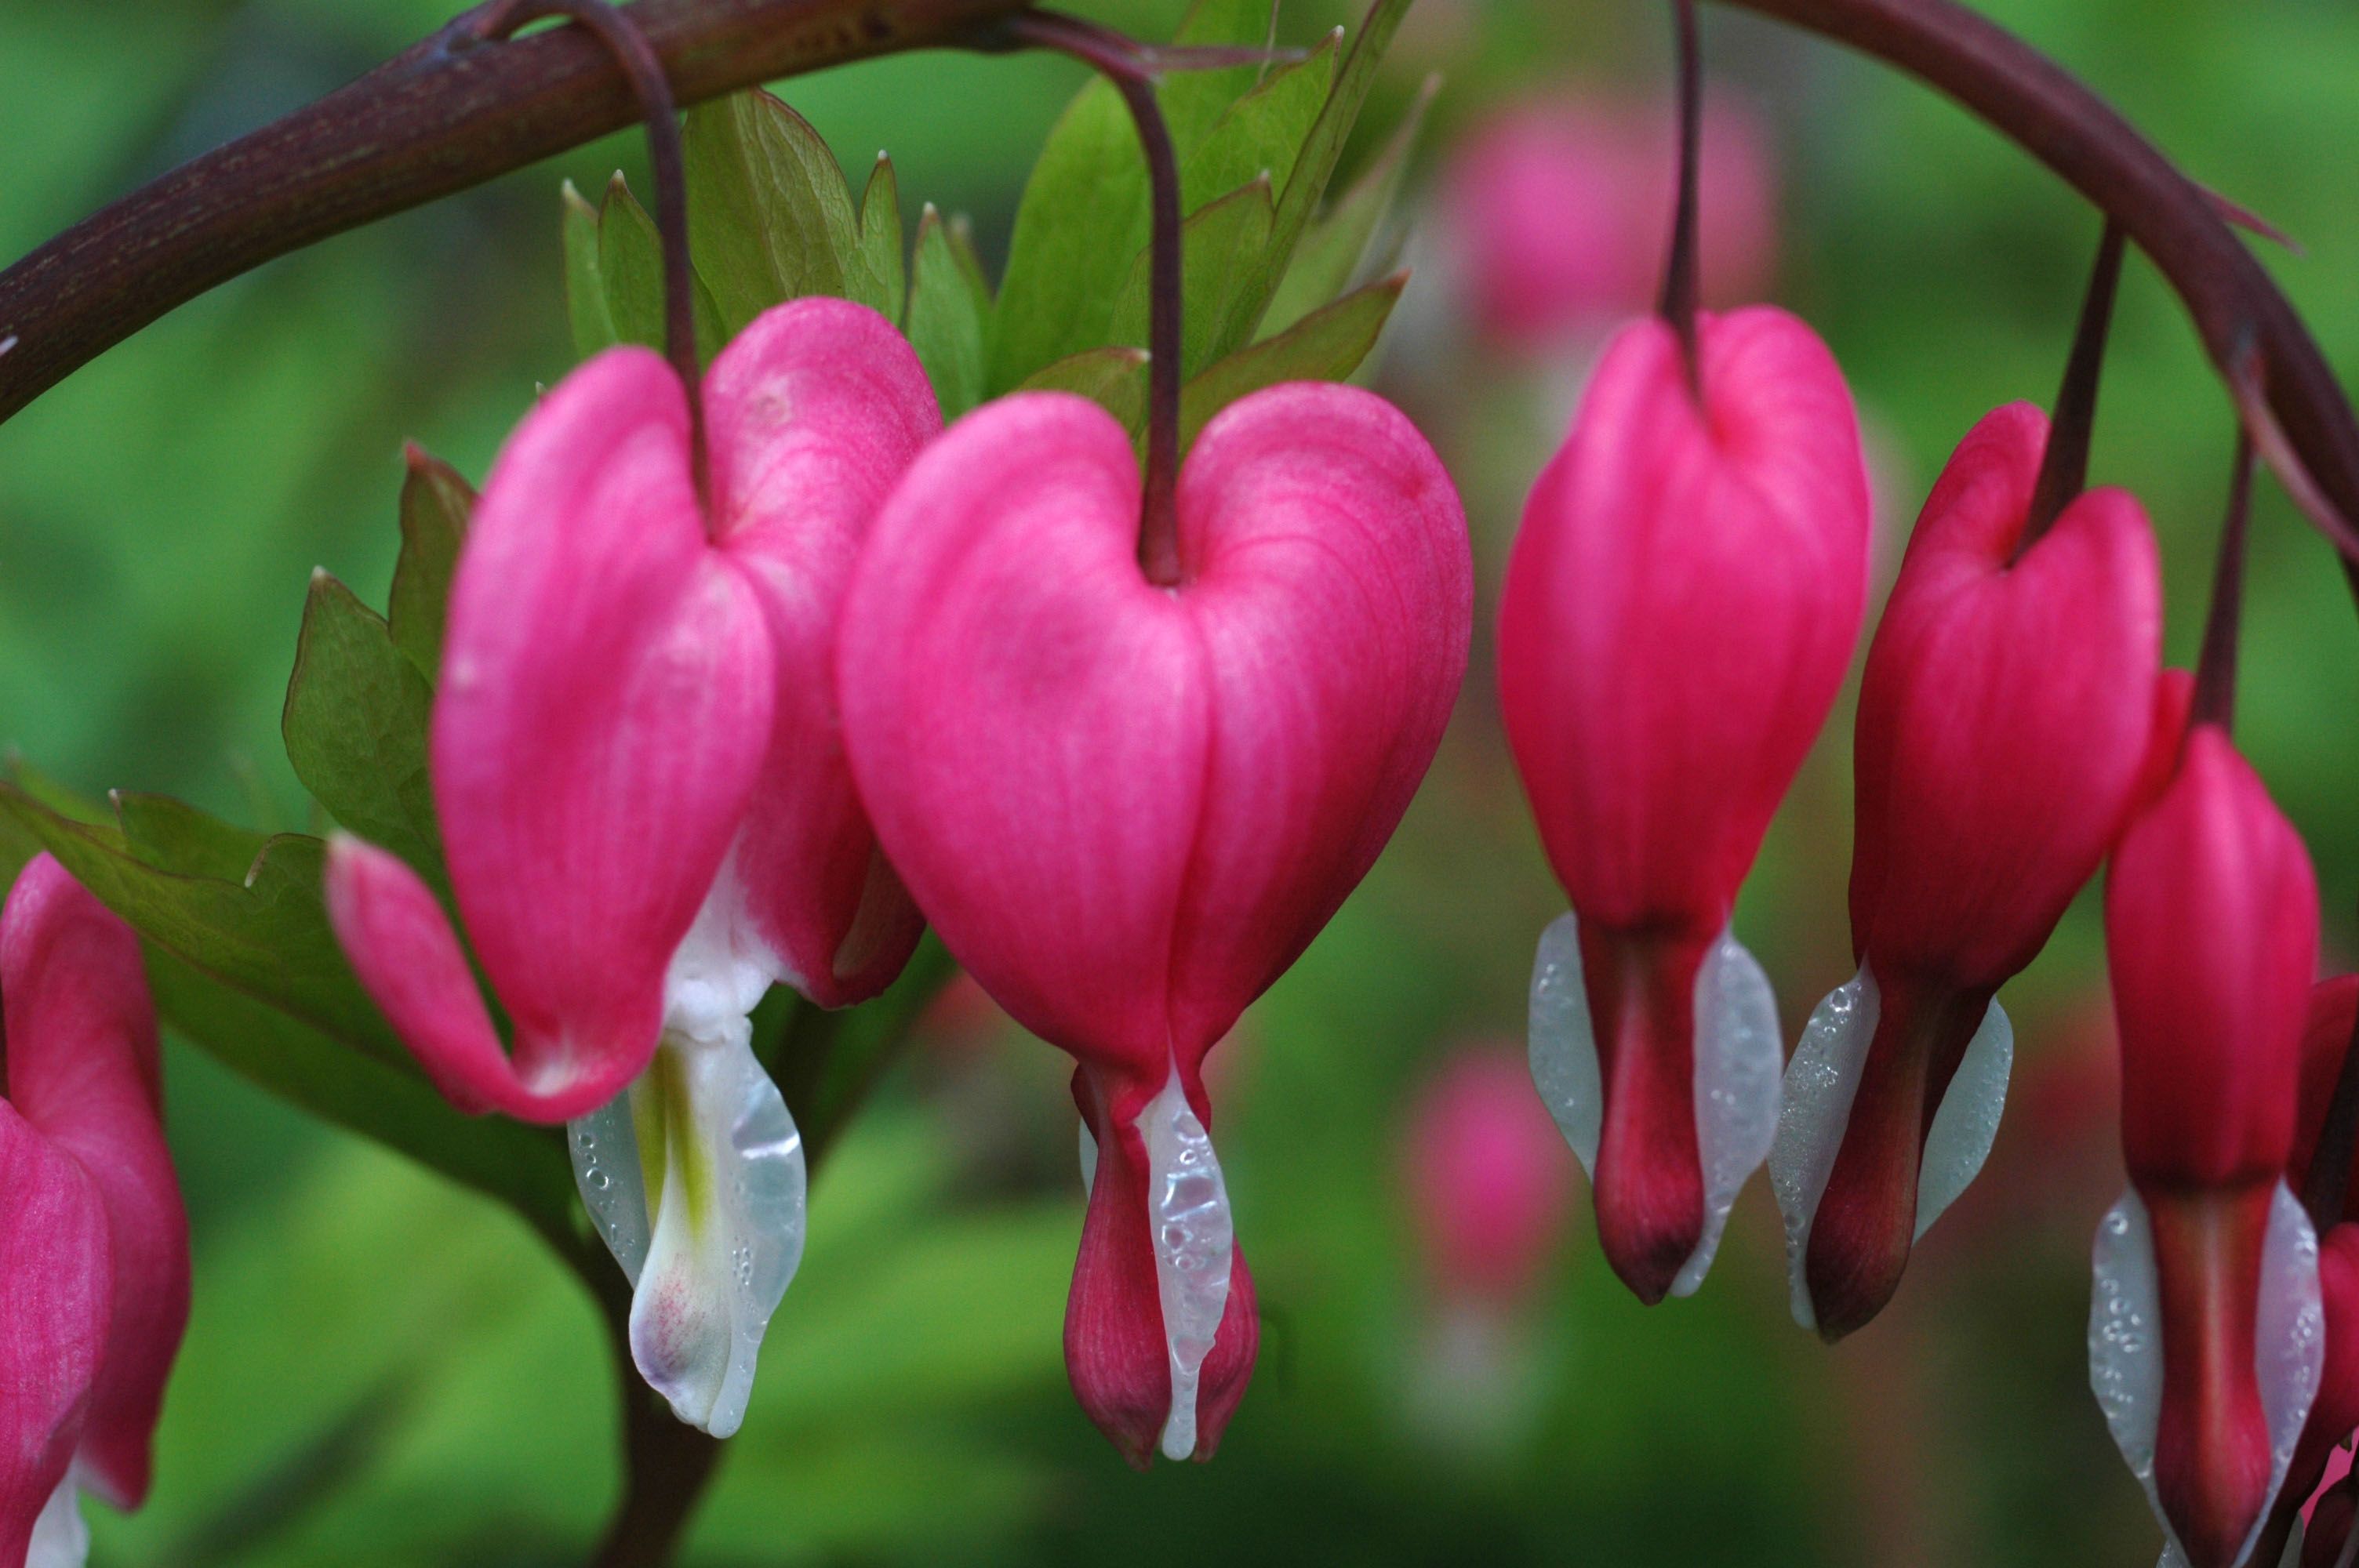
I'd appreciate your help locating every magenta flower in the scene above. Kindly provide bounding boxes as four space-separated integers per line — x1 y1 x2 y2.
1405 1046 1577 1308
328 296 940 1436
1770 402 2162 1338
1445 89 1777 350
1501 307 1871 1304
838 383 1471 1466
2090 717 2324 1568
0 855 190 1567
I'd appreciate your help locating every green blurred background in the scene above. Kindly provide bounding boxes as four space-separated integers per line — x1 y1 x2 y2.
3 0 2356 1563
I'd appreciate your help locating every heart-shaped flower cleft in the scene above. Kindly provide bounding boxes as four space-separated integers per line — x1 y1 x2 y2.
1769 401 2162 1341
1500 306 1871 1304
2090 717 2324 1568
327 296 941 1437
0 854 191 1568
838 383 1472 1465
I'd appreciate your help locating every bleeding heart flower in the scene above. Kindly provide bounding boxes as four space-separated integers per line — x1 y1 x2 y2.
327 296 940 1437
838 383 1471 1465
1407 1044 1578 1308
0 854 190 1568
2292 975 2359 1204
2088 720 2322 1568
1768 401 2161 1339
1445 89 1777 350
1502 307 1871 1304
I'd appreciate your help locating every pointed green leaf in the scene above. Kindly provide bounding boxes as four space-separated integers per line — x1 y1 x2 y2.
1016 346 1150 437
0 787 410 1069
559 179 619 358
1110 177 1278 377
905 205 990 420
147 947 574 1238
282 572 443 889
1262 71 1435 336
1180 271 1405 449
1248 0 1415 329
851 153 906 324
388 445 471 682
1179 31 1338 210
989 0 1278 394
112 792 267 882
597 172 671 354
685 90 861 336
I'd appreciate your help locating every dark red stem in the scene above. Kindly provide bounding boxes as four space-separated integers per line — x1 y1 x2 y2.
1657 0 1703 396
2190 430 2255 734
2017 218 2125 555
995 11 1183 584
469 0 707 499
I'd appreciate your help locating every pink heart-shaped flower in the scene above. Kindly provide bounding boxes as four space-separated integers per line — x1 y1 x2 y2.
838 382 1470 1461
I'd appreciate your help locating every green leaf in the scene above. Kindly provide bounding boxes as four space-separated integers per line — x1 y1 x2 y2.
1180 271 1405 449
1016 346 1150 437
148 946 574 1239
904 205 991 421
113 791 267 881
1262 70 1435 336
387 445 472 683
1110 176 1278 377
559 179 618 358
597 172 671 354
0 786 411 1069
988 0 1278 394
851 153 907 325
281 572 443 888
685 89 865 336
1178 31 1338 211
1244 0 1416 339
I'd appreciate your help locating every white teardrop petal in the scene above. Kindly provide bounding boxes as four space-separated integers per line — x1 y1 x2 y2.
569 1091 652 1284
25 1477 88 1568
1768 969 1879 1333
1079 1116 1099 1197
1914 999 2013 1242
625 1022 806 1439
1671 927 1784 1298
1137 1066 1234 1462
2256 1181 2326 1552
1526 912 1599 1175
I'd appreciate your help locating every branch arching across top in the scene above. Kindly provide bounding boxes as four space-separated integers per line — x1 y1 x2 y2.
0 0 2353 564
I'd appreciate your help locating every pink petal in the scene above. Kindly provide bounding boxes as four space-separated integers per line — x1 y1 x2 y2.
838 392 1212 1078
432 348 775 1112
705 299 942 1007
0 855 187 1510
0 1106 109 1564
325 835 640 1120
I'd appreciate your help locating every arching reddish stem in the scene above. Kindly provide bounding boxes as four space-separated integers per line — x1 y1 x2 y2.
1656 0 1703 396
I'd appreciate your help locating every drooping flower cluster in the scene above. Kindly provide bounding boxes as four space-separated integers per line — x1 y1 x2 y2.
0 855 190 1566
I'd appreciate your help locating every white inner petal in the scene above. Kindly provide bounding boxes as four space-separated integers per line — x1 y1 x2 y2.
1526 913 1599 1175
26 1475 88 1568
1526 912 1781 1298
1768 968 1877 1334
1914 999 2013 1242
1137 1065 1234 1462
2088 1181 2323 1568
1079 1116 1099 1196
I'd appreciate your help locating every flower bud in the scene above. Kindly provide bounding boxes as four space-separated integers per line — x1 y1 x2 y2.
2092 722 2322 1568
1501 307 1870 1301
1406 1046 1578 1306
1771 403 2161 1338
0 855 190 1563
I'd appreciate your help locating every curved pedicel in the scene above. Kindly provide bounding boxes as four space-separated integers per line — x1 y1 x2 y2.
1077 1065 1238 1460
1768 967 2013 1332
1526 911 1783 1297
2091 1183 2323 1568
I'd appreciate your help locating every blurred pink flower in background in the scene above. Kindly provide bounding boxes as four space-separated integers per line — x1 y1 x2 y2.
1406 1045 1577 1307
1442 86 1779 351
